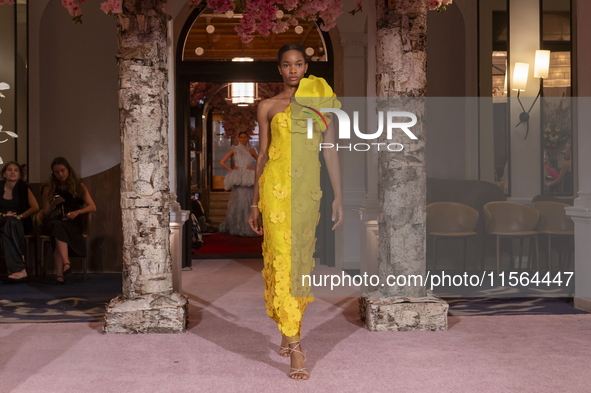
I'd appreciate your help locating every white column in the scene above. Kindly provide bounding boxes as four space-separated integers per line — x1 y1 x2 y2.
170 195 190 293
356 0 379 281
566 98 591 311
508 0 541 204
565 0 591 311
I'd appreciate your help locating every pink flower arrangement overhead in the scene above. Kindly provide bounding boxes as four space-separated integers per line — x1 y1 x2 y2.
0 0 451 42
428 0 453 12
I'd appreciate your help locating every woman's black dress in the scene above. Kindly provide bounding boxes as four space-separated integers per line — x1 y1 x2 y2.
0 179 32 274
45 188 86 257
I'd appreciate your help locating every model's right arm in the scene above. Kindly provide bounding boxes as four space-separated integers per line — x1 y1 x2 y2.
220 149 235 171
249 100 271 234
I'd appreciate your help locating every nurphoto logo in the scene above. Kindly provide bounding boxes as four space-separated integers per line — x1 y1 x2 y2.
306 109 418 152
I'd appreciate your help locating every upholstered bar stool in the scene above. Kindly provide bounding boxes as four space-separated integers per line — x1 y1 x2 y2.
427 202 479 271
483 202 541 274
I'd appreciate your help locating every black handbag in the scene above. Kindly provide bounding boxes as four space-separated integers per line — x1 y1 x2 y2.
47 204 64 221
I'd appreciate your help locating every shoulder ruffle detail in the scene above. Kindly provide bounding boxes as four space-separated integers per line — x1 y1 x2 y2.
287 75 341 134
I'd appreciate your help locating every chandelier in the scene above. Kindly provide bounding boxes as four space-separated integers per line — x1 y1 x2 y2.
227 57 259 106
228 83 258 106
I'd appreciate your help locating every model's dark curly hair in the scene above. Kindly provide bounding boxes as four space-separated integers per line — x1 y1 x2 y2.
0 161 22 179
47 157 85 198
278 43 307 64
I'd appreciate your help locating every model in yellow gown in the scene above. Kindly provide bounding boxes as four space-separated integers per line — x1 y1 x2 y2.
258 75 341 339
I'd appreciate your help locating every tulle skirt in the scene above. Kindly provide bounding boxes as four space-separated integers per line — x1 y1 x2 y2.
223 168 255 191
219 186 261 237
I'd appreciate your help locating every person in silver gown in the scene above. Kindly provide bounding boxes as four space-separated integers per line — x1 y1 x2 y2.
219 132 261 237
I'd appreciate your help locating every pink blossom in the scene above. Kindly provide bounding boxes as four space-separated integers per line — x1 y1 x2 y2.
272 20 289 34
208 0 233 13
428 0 442 11
284 0 298 11
0 0 453 43
100 0 123 15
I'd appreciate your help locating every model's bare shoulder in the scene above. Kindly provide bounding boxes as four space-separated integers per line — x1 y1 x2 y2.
257 98 272 121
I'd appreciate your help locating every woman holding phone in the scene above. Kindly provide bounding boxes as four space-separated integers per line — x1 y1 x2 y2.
42 157 96 284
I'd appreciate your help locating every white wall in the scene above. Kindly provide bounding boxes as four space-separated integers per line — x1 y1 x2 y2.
0 4 16 165
30 0 120 181
426 0 480 181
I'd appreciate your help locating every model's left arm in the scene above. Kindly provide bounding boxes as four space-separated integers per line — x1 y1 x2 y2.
322 113 343 230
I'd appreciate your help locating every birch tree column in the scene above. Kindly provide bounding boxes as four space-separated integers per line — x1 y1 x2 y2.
362 0 448 331
104 0 188 334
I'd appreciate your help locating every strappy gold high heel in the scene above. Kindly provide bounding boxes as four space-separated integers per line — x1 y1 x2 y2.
287 341 308 380
279 342 290 357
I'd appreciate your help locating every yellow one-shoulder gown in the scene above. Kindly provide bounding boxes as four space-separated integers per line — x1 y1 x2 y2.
258 75 341 338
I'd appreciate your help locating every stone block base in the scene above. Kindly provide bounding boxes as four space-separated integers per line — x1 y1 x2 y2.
104 292 188 334
360 294 448 331
574 297 591 313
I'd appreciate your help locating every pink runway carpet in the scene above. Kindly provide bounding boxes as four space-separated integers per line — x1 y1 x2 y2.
1 259 590 393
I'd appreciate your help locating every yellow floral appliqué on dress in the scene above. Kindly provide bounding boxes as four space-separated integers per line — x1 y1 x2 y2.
258 75 341 338
273 184 288 199
310 186 322 201
269 145 281 160
291 164 304 179
270 209 286 224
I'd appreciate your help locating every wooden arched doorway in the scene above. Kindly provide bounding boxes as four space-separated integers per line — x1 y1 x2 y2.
176 7 336 267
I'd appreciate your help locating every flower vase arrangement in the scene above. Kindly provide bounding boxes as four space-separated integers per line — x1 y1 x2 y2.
542 99 571 166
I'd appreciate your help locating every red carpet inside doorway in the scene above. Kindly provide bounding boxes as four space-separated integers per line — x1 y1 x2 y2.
192 233 263 259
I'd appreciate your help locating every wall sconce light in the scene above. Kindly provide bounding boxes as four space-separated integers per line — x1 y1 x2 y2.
512 62 529 92
513 50 550 140
534 50 550 78
503 60 508 94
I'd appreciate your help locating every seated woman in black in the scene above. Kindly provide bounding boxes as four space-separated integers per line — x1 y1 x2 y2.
42 157 96 284
0 161 39 281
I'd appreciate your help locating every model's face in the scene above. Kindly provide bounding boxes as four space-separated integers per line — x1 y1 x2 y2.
278 50 308 87
53 164 69 182
4 164 21 181
239 133 248 145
